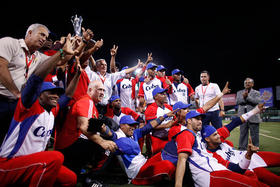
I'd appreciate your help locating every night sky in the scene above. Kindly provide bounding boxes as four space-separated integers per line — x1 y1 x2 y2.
1 4 279 100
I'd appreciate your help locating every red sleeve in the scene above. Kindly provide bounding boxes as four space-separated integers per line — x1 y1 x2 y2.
74 98 93 118
176 131 195 155
186 83 195 96
122 107 140 120
168 125 181 141
44 73 54 82
138 82 145 97
51 104 60 117
144 104 157 121
70 71 90 104
217 127 231 142
196 108 205 114
164 104 173 111
167 76 173 82
116 79 123 84
210 151 230 168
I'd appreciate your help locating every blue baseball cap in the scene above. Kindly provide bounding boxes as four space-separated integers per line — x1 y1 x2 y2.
156 65 167 71
121 66 128 71
185 110 205 121
152 86 167 97
40 82 64 95
171 69 182 75
109 95 120 103
120 115 139 125
201 125 217 141
146 62 157 70
173 101 192 112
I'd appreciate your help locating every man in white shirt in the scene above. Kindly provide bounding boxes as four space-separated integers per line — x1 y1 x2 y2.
195 70 225 129
0 23 50 144
86 58 143 107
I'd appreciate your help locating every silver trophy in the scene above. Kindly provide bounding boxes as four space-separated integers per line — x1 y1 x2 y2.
71 15 83 37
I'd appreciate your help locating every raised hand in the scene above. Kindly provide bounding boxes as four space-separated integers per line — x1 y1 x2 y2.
110 45 118 56
82 27 94 42
145 53 153 65
245 136 259 159
222 81 231 95
62 34 79 56
257 103 266 113
94 39 104 49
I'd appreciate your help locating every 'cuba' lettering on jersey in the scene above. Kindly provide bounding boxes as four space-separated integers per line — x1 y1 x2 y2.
33 126 53 137
225 148 235 160
145 84 158 91
122 84 132 89
173 88 186 93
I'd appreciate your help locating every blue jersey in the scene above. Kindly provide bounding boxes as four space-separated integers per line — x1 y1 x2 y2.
112 123 152 179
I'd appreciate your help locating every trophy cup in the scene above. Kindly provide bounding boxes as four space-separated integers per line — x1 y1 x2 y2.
71 15 83 37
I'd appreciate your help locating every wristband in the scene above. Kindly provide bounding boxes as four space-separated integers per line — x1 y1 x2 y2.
82 38 88 45
59 49 65 60
105 126 110 135
156 118 163 125
163 114 168 119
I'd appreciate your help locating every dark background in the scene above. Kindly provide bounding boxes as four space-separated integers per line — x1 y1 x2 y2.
1 4 279 107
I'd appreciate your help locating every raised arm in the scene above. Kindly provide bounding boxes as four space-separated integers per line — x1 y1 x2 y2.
201 82 231 112
79 39 103 65
124 60 144 74
149 109 177 128
33 34 78 79
64 56 82 98
110 45 118 73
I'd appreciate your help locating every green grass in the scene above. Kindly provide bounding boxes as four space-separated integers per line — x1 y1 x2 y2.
226 121 280 153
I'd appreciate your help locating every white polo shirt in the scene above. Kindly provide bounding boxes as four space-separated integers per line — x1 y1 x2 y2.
85 68 126 105
0 37 49 99
195 83 221 112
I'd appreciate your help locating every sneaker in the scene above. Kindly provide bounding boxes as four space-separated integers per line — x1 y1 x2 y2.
88 180 108 187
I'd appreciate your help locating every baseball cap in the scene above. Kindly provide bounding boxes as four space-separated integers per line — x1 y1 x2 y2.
152 86 167 97
146 62 157 70
109 95 120 103
156 65 167 71
173 101 192 112
185 110 205 121
121 66 128 71
201 125 217 141
40 82 64 95
120 115 139 126
171 69 181 75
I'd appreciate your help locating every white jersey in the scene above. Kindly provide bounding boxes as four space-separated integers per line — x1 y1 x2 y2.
188 131 228 186
0 99 58 158
85 69 126 105
215 142 268 170
195 83 221 112
169 82 189 105
116 78 138 110
138 77 163 104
